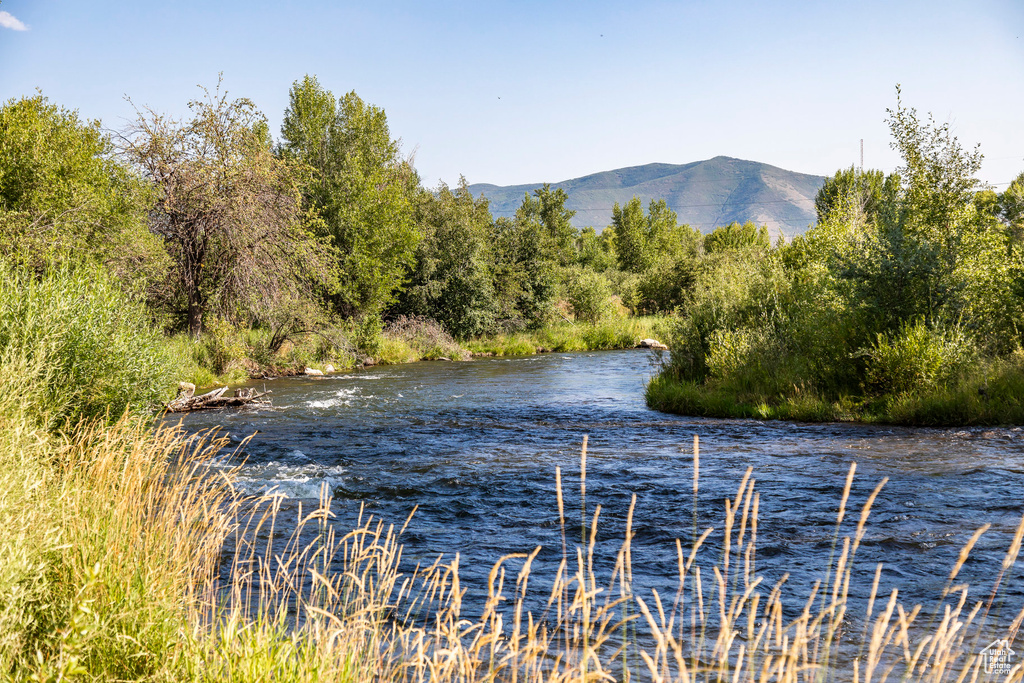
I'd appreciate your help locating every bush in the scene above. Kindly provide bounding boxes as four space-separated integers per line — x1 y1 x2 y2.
565 268 614 324
0 264 176 426
633 256 697 314
202 318 251 376
384 315 468 361
865 320 976 396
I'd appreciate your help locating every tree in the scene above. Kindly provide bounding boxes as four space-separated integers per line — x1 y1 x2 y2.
804 88 1011 346
121 81 333 336
394 179 497 338
534 184 577 265
703 221 771 254
999 172 1024 247
612 197 649 272
506 184 579 267
612 196 694 272
489 203 558 329
814 166 895 225
576 226 616 271
280 75 419 319
0 94 166 284
865 86 990 327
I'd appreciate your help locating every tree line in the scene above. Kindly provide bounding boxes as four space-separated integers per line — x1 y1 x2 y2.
5 77 1024 423
0 75 743 349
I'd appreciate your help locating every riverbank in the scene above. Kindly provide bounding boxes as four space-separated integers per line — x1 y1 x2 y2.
465 316 665 356
646 350 1024 425
173 314 668 390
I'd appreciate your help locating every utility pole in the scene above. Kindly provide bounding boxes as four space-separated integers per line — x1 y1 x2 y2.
860 139 864 173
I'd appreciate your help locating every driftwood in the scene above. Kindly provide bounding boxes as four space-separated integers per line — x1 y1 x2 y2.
167 382 272 413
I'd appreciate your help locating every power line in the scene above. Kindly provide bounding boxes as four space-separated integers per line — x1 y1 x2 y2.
562 197 816 212
487 178 1021 216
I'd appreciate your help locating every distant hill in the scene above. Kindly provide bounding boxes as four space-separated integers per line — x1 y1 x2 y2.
467 156 825 239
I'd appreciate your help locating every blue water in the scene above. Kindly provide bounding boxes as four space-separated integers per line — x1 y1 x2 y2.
174 350 1024 630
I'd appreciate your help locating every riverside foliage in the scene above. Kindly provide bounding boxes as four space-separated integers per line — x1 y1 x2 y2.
648 90 1024 425
0 78 684 384
2 79 1024 403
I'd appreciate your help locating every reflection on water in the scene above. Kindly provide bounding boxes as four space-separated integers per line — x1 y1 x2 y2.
176 350 1024 622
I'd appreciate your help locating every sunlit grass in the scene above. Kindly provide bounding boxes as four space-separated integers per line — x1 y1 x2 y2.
4 404 1023 680
466 316 666 356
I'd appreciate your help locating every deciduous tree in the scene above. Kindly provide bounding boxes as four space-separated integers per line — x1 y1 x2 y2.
395 179 496 338
121 81 333 336
0 94 166 284
281 75 419 319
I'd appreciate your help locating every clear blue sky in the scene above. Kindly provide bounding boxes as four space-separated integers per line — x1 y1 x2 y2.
1 0 1022 189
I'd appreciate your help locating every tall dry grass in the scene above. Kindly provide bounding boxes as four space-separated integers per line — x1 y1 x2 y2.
183 436 1024 682
5 413 1024 681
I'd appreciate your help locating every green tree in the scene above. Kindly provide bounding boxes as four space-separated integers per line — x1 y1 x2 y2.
0 94 166 284
999 172 1024 247
121 81 332 336
703 221 771 254
862 87 990 328
564 267 614 323
576 226 616 271
280 75 419 319
489 203 558 329
613 197 694 272
814 167 894 225
612 197 650 272
534 184 577 264
395 179 497 338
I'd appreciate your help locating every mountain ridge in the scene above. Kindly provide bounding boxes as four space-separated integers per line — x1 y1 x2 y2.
467 156 826 239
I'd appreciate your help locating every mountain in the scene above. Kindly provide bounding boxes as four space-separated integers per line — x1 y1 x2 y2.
466 156 825 239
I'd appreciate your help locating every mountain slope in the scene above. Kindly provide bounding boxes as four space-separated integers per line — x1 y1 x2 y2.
467 156 825 239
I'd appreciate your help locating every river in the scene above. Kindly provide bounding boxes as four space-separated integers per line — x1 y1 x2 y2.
175 349 1024 632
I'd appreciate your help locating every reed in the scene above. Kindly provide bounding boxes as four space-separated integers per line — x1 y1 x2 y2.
182 435 1024 682
4 413 1024 681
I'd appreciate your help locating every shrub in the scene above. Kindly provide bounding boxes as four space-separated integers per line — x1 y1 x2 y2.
865 320 977 396
705 328 755 382
202 318 251 375
0 263 176 426
384 315 468 360
565 268 614 324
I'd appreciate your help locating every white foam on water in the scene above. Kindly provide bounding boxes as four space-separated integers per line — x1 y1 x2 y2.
329 373 403 381
307 387 359 409
231 460 347 499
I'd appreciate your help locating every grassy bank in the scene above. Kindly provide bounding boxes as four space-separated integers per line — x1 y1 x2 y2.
647 350 1024 425
172 315 669 391
465 315 666 356
165 314 470 389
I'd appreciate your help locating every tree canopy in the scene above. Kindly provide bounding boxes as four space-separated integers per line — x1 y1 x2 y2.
281 75 419 319
0 94 165 283
121 82 333 336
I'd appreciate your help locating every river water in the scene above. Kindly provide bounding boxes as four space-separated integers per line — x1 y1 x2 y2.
175 349 1024 631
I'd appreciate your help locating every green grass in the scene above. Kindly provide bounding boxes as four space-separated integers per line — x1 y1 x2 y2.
466 315 666 356
0 263 177 426
647 352 1024 425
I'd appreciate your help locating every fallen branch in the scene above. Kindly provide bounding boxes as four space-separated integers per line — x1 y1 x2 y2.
166 382 272 413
